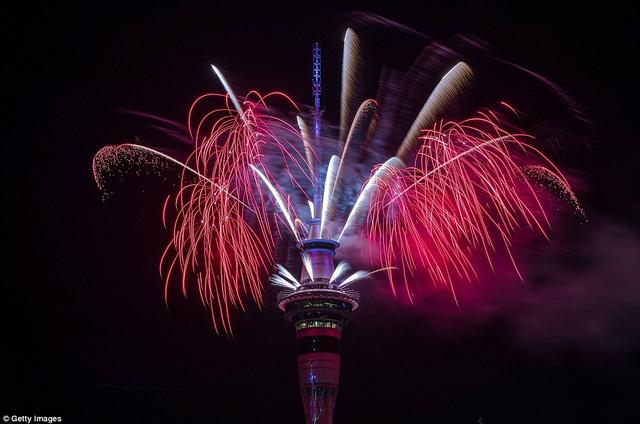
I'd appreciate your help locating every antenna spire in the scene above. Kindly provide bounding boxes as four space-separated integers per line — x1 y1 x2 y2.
311 42 323 222
312 42 322 138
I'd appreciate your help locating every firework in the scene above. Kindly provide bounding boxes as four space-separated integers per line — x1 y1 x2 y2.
93 28 581 335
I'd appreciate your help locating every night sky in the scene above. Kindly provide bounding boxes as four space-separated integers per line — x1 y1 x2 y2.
5 1 640 423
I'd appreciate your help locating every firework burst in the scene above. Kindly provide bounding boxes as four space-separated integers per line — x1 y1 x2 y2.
94 28 582 334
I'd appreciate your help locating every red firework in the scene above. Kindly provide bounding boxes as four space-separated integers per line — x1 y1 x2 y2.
159 90 313 334
365 114 575 303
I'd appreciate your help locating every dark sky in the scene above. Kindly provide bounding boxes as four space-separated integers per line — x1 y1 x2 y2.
5 1 640 423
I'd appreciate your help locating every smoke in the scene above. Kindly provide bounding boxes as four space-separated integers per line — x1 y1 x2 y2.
365 217 640 354
509 220 640 352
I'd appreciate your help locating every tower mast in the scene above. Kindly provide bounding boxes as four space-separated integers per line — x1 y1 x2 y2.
312 42 322 139
311 42 322 223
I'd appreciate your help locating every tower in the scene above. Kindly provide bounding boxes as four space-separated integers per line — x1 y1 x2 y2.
278 219 359 424
275 41 359 424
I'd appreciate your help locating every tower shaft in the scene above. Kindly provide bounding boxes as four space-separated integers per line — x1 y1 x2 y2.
296 326 342 424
